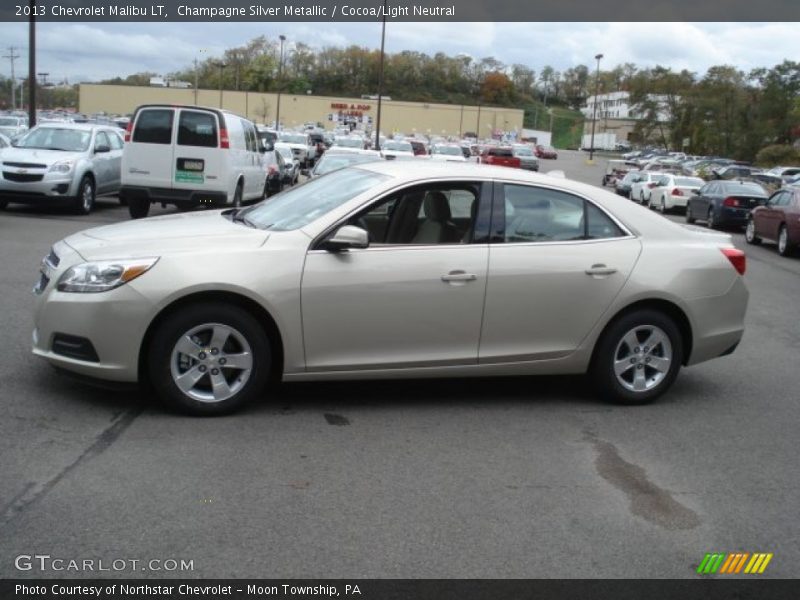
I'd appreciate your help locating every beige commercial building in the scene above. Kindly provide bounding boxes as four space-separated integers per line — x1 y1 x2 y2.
79 84 524 137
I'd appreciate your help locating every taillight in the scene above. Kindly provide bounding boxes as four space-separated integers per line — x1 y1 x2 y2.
721 248 746 275
647 182 657 189
219 128 230 149
722 197 739 207
124 120 133 142
267 164 278 175
671 188 683 196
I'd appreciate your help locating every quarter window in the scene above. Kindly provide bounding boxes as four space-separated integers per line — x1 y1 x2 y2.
132 109 174 144
178 111 218 148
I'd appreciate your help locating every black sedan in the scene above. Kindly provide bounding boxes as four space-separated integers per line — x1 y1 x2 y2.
685 180 768 230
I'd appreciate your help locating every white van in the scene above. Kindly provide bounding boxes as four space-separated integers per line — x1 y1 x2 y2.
121 104 268 219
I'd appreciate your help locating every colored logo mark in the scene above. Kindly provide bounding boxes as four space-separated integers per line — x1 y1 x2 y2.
697 552 773 574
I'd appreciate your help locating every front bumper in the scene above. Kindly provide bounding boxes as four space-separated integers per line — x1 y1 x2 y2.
0 171 78 200
31 243 153 383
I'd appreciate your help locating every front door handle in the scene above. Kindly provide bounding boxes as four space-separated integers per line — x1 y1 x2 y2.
441 270 477 283
585 264 618 277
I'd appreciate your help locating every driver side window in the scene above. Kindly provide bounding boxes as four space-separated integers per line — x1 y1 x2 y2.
348 183 483 246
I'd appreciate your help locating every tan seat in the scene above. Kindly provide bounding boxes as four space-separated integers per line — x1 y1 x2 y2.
412 191 461 244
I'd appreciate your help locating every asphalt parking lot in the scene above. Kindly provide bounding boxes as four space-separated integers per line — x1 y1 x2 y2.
1 151 798 579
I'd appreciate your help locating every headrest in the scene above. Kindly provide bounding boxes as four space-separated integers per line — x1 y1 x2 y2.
423 191 451 221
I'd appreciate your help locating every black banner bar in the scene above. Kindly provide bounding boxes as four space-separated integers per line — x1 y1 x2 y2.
1 0 799 22
3 580 800 600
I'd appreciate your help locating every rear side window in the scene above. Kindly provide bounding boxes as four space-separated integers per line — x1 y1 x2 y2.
132 109 174 144
178 111 218 148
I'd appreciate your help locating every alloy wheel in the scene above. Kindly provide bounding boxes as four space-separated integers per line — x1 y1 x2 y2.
613 325 673 393
169 323 254 403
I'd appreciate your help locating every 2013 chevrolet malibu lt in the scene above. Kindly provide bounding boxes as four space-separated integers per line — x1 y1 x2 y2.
32 162 749 415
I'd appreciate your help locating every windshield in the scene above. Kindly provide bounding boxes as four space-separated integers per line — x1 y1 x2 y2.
275 146 293 160
334 138 364 148
314 154 379 175
384 141 412 152
0 117 20 127
432 146 462 155
15 127 91 151
241 168 391 231
513 146 533 156
725 182 767 195
279 134 308 145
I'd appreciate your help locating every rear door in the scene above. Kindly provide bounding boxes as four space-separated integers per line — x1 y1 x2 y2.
479 182 641 363
124 107 175 189
92 131 114 193
105 128 124 191
173 108 222 194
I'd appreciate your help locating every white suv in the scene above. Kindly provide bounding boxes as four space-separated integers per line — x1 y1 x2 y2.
121 104 268 219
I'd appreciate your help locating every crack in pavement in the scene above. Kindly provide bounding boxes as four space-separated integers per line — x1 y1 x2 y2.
584 430 701 531
0 407 143 528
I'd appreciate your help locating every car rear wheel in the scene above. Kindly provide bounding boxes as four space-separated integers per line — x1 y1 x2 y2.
128 197 150 219
148 303 271 416
0 199 7 210
685 203 696 224
777 225 793 256
659 197 666 213
591 309 683 405
74 175 95 215
707 208 717 230
745 219 761 245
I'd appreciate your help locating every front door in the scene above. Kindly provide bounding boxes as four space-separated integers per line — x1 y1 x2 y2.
301 182 491 372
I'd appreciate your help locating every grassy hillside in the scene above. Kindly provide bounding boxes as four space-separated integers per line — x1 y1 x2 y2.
522 102 585 149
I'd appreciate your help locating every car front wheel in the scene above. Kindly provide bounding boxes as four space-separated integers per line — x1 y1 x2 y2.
591 309 683 405
148 303 271 416
685 203 696 224
74 175 95 215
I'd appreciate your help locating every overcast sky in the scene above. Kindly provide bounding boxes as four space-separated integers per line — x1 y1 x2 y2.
0 22 797 84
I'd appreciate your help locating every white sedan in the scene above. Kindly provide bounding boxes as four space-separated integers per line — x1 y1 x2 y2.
648 174 705 213
629 172 660 205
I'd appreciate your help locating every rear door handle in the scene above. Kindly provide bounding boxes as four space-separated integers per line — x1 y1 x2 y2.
441 270 477 283
585 264 618 277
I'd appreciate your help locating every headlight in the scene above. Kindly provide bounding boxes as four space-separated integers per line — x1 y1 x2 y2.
48 160 75 173
56 258 159 293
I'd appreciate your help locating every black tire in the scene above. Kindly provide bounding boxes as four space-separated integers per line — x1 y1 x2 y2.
0 199 8 210
744 219 761 245
147 302 271 416
128 197 151 219
685 203 696 224
74 175 95 215
777 225 793 257
118 196 128 206
707 208 717 230
590 309 683 406
233 182 243 208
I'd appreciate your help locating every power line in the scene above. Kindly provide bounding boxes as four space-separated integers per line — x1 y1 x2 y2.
3 45 20 110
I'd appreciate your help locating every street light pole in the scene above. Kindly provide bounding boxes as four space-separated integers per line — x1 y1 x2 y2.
213 62 226 108
275 34 286 132
28 0 36 127
589 53 603 162
374 1 387 151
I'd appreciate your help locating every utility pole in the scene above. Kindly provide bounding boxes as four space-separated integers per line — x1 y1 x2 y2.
275 35 286 131
589 53 603 163
374 1 387 151
3 46 20 110
28 0 36 127
213 62 226 108
193 58 199 105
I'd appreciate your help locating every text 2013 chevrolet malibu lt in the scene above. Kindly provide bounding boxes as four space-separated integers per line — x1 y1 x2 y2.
32 162 748 415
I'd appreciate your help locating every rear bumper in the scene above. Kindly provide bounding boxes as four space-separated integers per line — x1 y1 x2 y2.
685 276 749 366
717 206 752 226
120 185 228 207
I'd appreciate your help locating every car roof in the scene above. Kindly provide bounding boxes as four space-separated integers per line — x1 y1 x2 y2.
34 122 100 131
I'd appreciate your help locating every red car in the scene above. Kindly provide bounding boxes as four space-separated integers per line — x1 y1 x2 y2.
535 144 558 159
478 146 521 168
745 187 800 256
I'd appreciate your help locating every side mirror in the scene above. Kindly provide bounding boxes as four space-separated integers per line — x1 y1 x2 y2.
323 225 369 252
94 144 111 154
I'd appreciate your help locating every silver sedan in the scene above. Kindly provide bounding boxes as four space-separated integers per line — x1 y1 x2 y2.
32 162 749 415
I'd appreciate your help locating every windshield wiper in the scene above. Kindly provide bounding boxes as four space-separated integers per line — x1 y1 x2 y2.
230 208 258 228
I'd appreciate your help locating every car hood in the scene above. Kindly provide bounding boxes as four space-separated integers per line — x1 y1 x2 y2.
63 210 270 260
278 143 307 152
1 147 84 166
